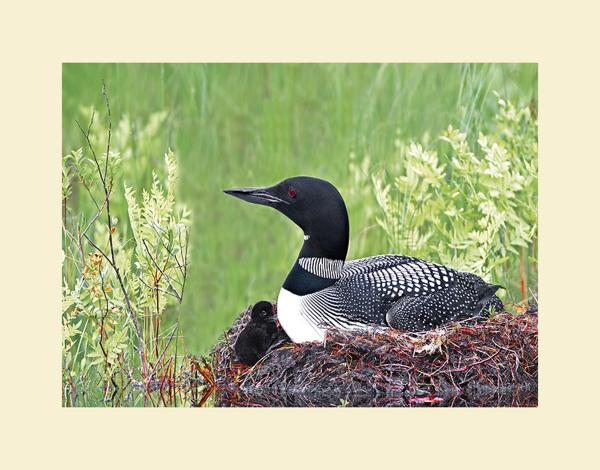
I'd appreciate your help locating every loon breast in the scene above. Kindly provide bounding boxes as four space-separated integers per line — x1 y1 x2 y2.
277 284 381 343
277 288 325 342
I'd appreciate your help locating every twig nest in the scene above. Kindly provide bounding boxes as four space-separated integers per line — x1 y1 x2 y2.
211 306 538 407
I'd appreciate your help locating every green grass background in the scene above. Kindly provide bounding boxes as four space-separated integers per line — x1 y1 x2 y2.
62 63 537 354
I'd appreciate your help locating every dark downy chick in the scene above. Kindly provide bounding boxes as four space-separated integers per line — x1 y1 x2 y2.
234 301 288 366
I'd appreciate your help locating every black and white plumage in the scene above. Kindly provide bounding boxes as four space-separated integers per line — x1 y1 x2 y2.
225 176 503 343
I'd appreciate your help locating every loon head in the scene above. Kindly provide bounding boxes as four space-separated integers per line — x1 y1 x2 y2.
224 176 349 261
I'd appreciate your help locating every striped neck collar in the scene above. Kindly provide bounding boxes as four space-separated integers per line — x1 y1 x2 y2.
298 257 344 280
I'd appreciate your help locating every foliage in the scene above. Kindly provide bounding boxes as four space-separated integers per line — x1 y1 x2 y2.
365 95 537 298
62 94 192 406
63 63 538 354
62 66 538 406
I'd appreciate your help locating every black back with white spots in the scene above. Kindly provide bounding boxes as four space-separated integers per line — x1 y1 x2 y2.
301 255 502 332
385 271 503 330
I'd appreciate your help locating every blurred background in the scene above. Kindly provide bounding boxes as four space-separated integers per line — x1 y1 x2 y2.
62 63 537 354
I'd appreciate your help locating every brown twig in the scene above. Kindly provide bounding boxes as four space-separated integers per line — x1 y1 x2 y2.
77 85 147 377
142 238 182 303
211 309 538 407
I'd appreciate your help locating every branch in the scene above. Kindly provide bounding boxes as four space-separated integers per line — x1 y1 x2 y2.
82 233 113 268
77 84 148 377
142 239 182 303
75 119 105 187
86 107 95 138
148 221 186 275
137 275 180 300
179 229 189 299
149 323 180 381
101 80 112 182
80 188 110 240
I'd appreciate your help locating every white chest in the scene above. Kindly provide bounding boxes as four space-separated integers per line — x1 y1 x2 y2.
277 288 325 343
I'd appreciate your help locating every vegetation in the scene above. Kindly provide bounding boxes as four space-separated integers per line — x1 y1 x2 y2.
62 87 196 405
364 95 537 297
62 64 538 394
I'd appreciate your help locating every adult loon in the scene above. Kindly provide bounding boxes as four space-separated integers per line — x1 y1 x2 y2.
225 176 502 343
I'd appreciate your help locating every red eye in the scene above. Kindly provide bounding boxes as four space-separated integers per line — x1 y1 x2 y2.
288 187 297 198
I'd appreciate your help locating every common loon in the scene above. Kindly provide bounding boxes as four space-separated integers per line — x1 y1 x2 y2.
225 176 503 343
234 301 288 365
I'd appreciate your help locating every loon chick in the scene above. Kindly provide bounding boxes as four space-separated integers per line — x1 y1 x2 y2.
225 176 503 343
234 301 288 365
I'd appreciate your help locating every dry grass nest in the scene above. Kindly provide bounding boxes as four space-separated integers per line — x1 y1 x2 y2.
210 305 538 407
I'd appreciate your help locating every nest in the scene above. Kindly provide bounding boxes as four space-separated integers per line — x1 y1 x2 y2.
210 306 538 407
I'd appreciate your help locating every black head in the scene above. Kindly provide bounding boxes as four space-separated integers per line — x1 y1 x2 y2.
224 176 349 260
250 300 275 321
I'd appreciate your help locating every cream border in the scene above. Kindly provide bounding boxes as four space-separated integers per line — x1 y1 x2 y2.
2 0 599 467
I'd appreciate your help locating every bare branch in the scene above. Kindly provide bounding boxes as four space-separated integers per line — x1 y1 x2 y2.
101 80 112 182
79 176 101 211
78 84 148 377
137 275 180 300
86 107 95 138
148 222 183 271
82 233 114 268
150 332 177 381
179 228 189 299
75 119 105 187
142 239 182 303
80 189 110 240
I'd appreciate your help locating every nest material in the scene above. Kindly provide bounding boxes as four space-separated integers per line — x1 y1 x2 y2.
211 306 538 407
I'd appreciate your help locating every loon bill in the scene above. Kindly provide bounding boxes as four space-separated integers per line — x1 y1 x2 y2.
224 176 503 343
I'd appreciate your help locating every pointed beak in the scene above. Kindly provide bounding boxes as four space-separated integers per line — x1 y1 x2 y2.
223 186 289 206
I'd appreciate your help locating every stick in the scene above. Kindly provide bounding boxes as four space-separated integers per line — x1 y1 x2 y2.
77 85 147 377
142 239 182 303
